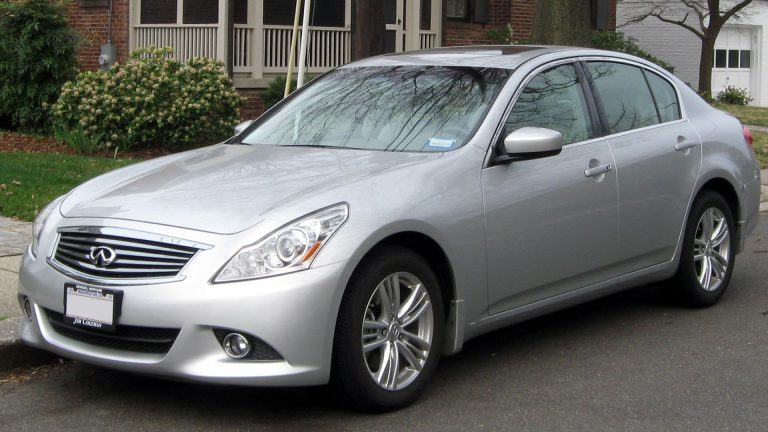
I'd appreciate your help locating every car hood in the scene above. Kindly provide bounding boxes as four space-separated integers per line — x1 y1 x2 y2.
60 144 437 234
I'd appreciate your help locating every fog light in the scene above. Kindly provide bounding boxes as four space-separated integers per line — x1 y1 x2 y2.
20 296 33 319
222 333 251 359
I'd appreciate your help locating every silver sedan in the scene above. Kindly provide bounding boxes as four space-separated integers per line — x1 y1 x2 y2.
18 46 761 411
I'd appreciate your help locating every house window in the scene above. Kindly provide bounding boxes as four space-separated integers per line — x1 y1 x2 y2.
140 0 177 24
715 49 751 69
740 50 751 68
263 0 345 27
446 0 468 19
183 0 218 24
421 0 432 30
140 0 248 25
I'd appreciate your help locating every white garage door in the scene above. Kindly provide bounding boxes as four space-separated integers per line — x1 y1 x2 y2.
712 26 755 101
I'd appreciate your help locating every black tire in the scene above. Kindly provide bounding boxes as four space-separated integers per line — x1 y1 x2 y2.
331 245 445 412
666 190 737 307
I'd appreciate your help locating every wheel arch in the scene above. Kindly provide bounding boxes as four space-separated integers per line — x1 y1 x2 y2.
694 177 742 251
373 232 456 321
340 230 462 356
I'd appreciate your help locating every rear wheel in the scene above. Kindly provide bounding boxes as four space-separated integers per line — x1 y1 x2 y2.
332 246 444 412
667 190 736 307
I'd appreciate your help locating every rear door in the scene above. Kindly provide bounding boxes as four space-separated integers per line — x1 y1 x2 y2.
482 62 620 315
585 60 701 271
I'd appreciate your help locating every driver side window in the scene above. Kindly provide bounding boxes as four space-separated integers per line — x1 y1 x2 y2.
505 63 593 145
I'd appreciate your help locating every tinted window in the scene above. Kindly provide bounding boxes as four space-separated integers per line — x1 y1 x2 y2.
242 67 510 152
505 64 592 145
587 62 659 134
644 71 681 123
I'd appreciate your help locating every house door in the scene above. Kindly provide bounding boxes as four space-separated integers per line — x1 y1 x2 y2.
385 0 406 53
384 0 439 53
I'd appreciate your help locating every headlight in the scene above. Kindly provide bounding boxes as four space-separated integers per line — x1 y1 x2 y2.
213 203 349 283
30 195 65 258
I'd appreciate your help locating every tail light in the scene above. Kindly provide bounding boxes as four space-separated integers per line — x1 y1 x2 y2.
743 126 753 147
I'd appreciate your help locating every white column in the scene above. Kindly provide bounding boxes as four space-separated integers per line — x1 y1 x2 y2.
129 0 140 52
404 0 420 52
432 0 441 48
252 0 263 78
216 0 228 62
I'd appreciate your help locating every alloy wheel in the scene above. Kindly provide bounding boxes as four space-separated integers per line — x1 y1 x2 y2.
693 207 731 292
361 272 434 391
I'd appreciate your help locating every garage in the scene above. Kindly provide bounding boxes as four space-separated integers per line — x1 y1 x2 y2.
712 25 759 104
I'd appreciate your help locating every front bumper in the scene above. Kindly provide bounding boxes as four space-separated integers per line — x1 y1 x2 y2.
18 240 350 386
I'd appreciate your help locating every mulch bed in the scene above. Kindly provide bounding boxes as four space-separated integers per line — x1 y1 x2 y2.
0 131 173 159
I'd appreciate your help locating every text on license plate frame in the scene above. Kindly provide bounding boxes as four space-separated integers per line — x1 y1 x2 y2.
63 283 123 332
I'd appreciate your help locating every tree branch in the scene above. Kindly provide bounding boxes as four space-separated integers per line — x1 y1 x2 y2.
652 11 705 39
721 0 754 23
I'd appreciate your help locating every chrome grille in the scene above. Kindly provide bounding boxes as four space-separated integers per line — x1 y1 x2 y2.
52 227 206 280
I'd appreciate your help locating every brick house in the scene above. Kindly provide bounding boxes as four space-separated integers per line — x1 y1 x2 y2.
66 0 617 119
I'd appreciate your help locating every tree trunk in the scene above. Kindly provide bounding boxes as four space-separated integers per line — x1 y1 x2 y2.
529 0 593 46
698 34 717 100
351 0 387 60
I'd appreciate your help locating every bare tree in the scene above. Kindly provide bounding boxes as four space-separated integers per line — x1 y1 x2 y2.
622 0 754 98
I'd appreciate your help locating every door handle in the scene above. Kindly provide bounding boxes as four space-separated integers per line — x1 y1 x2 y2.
674 141 697 151
584 164 613 178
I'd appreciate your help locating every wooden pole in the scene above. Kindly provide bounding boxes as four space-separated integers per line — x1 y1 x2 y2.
285 0 303 97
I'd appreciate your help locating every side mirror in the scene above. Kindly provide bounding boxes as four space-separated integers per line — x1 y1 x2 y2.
503 127 564 157
233 120 254 136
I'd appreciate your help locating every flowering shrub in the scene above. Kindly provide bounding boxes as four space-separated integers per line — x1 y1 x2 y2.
52 46 243 152
716 86 753 105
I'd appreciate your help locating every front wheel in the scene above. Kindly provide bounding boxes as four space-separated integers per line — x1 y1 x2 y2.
666 190 737 307
332 246 444 412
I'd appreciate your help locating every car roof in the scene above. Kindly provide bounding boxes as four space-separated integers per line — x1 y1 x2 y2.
343 45 578 70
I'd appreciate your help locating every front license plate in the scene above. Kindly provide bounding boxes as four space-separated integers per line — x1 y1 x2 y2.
64 283 122 332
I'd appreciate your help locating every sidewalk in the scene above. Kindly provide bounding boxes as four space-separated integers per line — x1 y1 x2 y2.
0 171 767 370
0 218 55 370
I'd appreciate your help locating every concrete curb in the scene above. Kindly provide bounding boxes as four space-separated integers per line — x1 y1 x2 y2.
0 317 58 372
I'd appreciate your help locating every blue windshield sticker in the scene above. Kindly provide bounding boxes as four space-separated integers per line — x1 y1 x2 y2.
425 138 455 150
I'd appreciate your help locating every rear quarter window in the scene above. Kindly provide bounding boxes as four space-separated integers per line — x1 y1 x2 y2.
587 62 660 134
644 71 681 123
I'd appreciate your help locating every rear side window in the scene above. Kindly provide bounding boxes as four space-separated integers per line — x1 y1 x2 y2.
505 63 593 145
644 71 681 123
587 62 659 134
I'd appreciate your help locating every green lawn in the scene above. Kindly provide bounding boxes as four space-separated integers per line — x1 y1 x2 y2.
0 153 139 221
711 102 768 169
753 131 768 170
713 102 768 128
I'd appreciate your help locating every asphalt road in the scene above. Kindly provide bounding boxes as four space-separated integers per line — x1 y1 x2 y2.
1 216 767 432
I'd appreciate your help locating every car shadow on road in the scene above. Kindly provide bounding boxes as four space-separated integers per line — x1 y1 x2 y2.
38 283 684 426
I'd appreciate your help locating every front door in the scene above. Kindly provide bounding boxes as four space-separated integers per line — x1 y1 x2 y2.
482 62 620 315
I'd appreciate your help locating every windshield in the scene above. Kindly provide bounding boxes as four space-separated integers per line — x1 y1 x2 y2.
241 66 510 152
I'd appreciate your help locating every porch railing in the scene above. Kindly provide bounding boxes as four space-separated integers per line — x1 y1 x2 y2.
134 25 218 61
233 25 253 72
263 25 351 73
420 31 438 50
133 25 437 77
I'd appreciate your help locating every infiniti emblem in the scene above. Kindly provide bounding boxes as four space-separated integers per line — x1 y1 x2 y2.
89 246 117 267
